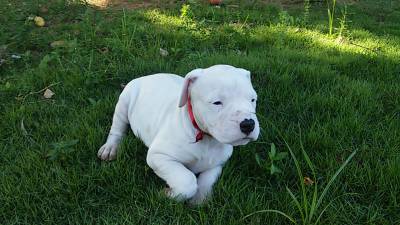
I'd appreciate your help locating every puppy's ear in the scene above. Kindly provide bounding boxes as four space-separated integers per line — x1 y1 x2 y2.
178 68 202 107
239 68 251 80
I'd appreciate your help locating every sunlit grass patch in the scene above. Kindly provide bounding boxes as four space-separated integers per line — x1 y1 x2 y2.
1 0 400 224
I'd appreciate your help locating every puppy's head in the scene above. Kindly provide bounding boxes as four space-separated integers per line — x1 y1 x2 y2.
179 65 260 146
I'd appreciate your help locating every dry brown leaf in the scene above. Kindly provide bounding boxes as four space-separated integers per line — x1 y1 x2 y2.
163 187 171 196
40 6 49 13
304 176 315 186
99 47 109 54
50 40 66 48
43 88 55 99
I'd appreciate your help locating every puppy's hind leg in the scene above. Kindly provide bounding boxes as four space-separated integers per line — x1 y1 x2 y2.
98 89 130 161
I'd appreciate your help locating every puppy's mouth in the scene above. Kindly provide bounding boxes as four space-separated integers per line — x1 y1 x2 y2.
230 136 254 146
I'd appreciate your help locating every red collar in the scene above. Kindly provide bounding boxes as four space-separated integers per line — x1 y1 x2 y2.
187 95 205 142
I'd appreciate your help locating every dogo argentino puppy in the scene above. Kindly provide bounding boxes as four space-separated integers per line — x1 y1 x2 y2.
98 64 259 204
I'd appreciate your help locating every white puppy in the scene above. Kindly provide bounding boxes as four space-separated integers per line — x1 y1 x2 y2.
98 65 259 204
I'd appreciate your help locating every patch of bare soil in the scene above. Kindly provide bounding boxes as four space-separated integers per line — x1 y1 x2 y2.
86 0 174 9
266 0 358 6
86 0 358 10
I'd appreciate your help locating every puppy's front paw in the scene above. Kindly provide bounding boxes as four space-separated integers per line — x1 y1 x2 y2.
189 191 209 205
97 142 119 161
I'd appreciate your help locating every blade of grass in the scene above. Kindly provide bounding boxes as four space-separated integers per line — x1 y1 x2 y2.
265 118 309 222
242 209 296 224
314 192 360 225
315 150 357 211
298 125 318 223
286 186 305 222
283 137 309 222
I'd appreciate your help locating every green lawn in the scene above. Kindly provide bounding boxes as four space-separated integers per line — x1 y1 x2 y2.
1 0 399 224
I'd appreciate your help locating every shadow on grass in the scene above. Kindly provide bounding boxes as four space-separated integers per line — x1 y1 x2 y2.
1 1 400 224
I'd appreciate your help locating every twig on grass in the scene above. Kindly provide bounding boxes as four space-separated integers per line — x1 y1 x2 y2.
16 81 61 102
349 42 381 54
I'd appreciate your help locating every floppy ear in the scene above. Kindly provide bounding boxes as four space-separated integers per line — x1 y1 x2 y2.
239 68 251 80
178 68 203 107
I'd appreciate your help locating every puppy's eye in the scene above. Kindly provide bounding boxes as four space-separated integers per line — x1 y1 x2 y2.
251 99 256 102
213 101 223 105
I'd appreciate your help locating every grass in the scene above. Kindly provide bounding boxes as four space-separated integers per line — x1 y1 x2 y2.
1 0 400 224
326 0 337 35
244 137 357 224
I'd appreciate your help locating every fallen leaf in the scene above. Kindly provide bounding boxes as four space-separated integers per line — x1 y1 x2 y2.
40 6 49 13
159 48 169 57
163 187 172 196
99 47 109 54
50 40 66 48
11 54 21 59
43 88 55 99
15 95 23 101
34 16 45 27
50 40 77 50
304 176 315 186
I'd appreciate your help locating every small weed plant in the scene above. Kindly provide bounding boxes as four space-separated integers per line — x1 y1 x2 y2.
245 136 357 224
302 0 311 26
46 139 79 162
255 143 288 175
278 10 295 26
180 4 192 20
337 5 348 38
326 0 337 35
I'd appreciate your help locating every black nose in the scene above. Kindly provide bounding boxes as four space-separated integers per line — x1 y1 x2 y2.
240 119 255 135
